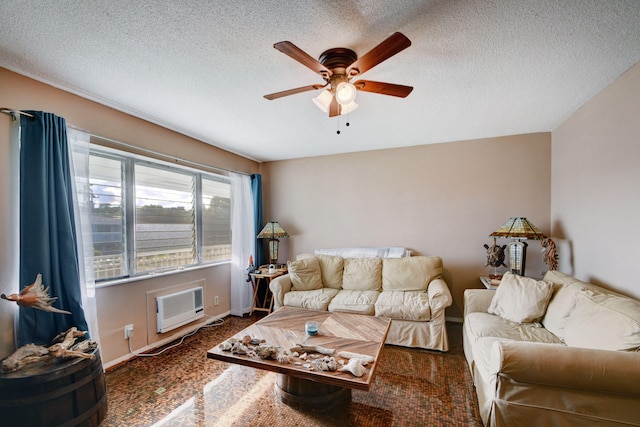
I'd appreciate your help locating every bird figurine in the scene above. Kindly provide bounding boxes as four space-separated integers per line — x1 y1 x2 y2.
1 273 71 314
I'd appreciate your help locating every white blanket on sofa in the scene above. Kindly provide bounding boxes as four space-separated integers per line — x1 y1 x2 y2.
314 246 412 258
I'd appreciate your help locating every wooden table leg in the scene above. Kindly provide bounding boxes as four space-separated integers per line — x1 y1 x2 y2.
250 276 275 314
249 276 260 316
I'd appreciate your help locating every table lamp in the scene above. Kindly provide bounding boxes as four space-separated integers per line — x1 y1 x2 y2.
490 217 544 276
257 221 288 265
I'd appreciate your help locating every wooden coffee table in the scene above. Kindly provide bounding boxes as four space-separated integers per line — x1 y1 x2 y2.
207 307 391 410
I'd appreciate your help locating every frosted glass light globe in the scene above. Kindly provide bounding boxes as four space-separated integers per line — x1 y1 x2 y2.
335 82 357 105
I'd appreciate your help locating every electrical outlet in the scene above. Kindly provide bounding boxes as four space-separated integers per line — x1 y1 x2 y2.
214 296 219 306
124 324 133 339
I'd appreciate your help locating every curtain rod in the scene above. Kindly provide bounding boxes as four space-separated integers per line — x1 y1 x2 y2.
0 107 33 121
89 133 251 177
1 108 251 177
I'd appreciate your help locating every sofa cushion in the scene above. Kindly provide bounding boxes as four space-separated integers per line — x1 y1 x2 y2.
564 289 640 351
327 290 379 315
296 254 344 289
464 312 564 344
316 255 344 289
382 256 443 291
288 258 323 291
487 273 554 323
283 288 340 311
540 271 588 340
375 290 431 321
342 258 382 291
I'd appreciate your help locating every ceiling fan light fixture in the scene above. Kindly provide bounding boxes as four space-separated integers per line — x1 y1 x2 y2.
340 101 359 115
312 89 333 113
335 82 357 105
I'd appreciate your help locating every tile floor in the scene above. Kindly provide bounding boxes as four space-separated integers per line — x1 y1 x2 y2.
101 315 482 427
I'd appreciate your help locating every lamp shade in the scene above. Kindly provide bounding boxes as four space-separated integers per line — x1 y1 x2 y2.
489 217 544 240
312 90 333 113
339 100 359 115
335 82 357 105
257 221 289 239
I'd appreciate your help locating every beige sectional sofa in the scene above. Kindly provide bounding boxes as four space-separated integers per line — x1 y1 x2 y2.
463 271 640 427
269 253 453 351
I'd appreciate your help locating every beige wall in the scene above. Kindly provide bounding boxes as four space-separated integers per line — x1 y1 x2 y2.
0 68 259 365
262 133 552 318
551 61 640 299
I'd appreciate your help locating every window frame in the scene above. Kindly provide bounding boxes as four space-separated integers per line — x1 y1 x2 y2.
89 144 232 286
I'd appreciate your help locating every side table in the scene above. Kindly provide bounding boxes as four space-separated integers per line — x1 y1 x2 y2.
249 266 287 315
479 276 500 290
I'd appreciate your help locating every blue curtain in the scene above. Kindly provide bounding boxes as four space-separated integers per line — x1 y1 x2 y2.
19 111 88 346
250 174 264 266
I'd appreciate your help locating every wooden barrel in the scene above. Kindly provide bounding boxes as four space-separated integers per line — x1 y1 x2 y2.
0 349 107 427
274 373 351 410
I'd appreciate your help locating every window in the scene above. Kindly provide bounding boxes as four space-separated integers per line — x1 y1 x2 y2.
90 154 126 279
202 177 232 262
134 164 196 273
89 146 231 281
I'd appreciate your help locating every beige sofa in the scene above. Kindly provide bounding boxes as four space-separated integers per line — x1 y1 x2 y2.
463 271 640 427
269 254 453 351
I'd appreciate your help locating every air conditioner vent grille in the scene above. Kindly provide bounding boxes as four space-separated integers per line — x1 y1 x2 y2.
156 287 204 333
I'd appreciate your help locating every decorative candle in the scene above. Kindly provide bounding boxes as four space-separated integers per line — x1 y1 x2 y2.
305 321 319 336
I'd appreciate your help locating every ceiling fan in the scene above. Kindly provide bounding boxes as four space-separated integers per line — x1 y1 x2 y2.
264 32 413 117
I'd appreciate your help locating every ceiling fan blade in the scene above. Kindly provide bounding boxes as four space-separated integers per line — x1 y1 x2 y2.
274 41 332 77
329 97 340 117
354 80 413 98
347 32 411 76
264 84 325 100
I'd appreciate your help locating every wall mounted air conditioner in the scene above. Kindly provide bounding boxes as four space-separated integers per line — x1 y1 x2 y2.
156 286 204 333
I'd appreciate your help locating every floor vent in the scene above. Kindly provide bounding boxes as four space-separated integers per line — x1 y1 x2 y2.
156 287 204 333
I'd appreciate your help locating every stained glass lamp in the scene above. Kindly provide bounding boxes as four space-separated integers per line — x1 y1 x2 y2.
257 221 289 265
490 217 544 276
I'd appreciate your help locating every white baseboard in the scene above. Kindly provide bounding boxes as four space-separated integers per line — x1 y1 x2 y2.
103 311 230 370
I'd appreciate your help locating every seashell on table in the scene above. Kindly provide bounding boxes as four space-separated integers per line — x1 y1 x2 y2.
338 358 366 377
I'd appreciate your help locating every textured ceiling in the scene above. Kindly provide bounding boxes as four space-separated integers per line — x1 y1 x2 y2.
1 1 640 162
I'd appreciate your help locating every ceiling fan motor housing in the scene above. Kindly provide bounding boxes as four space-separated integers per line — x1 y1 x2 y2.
318 48 357 70
318 48 358 82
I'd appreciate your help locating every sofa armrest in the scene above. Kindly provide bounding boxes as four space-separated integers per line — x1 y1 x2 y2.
463 289 494 317
427 278 453 313
491 341 640 396
269 274 291 310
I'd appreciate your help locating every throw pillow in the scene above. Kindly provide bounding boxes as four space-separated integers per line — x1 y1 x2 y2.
342 258 382 291
563 289 640 351
316 255 344 289
382 256 442 291
487 273 554 323
288 257 323 291
540 270 589 340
